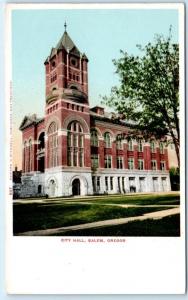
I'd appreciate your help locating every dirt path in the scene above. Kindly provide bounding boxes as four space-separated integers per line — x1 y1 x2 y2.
18 207 180 236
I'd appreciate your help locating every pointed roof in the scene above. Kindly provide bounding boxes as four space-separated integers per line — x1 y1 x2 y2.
45 28 88 63
19 115 44 131
56 31 76 52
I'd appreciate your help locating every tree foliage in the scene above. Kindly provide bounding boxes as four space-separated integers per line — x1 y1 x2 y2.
169 167 180 191
102 28 179 166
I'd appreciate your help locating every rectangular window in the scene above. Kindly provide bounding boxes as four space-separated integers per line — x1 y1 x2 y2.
67 149 72 166
79 149 84 167
91 154 99 168
118 177 121 192
160 161 165 171
96 176 100 191
30 160 32 172
138 159 144 170
128 158 134 169
116 139 123 150
105 176 108 191
92 176 96 192
129 177 136 192
150 141 156 153
105 155 112 168
128 140 133 151
73 149 78 166
79 135 83 148
73 134 78 147
138 140 143 152
159 142 164 154
92 176 100 192
55 135 58 147
67 133 72 147
122 177 125 192
117 156 123 169
151 160 157 170
110 177 113 190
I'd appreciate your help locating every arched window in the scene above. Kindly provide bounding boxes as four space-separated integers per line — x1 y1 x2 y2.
116 135 123 150
159 142 164 154
67 121 84 167
91 129 98 147
128 139 133 151
104 132 111 148
38 132 45 172
28 139 32 172
38 132 45 150
138 139 143 152
48 122 58 168
150 140 156 153
23 141 27 173
38 185 42 194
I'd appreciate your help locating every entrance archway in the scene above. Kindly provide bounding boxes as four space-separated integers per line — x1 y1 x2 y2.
38 185 42 194
72 178 80 196
49 179 56 197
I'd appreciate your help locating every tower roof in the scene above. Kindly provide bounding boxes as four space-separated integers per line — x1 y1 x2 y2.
56 31 77 52
44 28 88 64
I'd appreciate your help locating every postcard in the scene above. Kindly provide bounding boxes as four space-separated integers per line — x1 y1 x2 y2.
6 2 185 294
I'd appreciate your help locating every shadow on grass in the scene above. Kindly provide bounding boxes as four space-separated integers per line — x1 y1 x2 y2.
13 202 171 234
54 214 180 237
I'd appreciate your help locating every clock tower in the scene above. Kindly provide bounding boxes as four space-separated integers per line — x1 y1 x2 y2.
43 24 92 195
44 23 89 106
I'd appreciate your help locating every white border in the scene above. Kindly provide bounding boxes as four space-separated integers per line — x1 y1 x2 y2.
5 3 185 295
6 3 184 10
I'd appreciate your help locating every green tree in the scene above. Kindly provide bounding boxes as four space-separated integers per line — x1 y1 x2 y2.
169 167 180 191
102 29 179 166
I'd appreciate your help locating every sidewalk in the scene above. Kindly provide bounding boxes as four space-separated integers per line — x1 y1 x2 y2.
14 191 180 204
18 207 180 236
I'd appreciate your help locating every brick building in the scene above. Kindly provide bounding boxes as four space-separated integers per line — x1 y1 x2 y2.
19 28 171 197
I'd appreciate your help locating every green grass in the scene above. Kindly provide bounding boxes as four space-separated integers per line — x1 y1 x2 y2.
18 192 180 204
69 194 180 206
56 214 180 237
13 201 170 234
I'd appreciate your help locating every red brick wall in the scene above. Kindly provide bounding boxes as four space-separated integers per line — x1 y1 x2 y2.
45 49 88 99
22 116 170 172
133 144 138 169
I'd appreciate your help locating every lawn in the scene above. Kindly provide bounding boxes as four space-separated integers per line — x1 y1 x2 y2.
13 193 180 235
13 202 170 234
55 214 180 237
67 193 180 206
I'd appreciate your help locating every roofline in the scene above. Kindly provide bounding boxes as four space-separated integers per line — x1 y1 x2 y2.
19 118 44 131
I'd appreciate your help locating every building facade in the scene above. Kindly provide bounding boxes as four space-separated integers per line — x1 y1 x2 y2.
19 29 171 198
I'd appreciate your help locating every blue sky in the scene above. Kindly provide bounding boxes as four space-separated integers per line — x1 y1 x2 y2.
12 8 179 168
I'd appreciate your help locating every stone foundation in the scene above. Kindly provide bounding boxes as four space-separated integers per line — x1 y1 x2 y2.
19 169 171 198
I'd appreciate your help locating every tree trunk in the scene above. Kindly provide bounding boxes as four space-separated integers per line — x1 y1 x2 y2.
170 130 180 168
